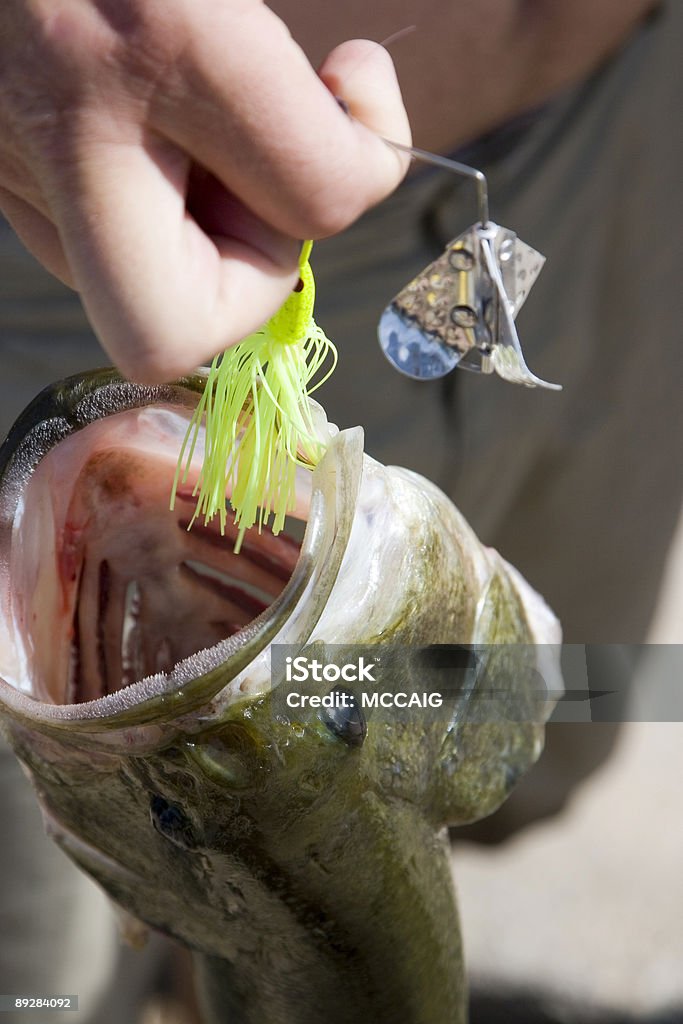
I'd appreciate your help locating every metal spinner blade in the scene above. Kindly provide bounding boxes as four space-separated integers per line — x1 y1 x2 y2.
377 142 561 390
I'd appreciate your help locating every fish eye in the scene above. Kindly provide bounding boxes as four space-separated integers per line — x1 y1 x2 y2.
319 687 366 748
149 794 198 850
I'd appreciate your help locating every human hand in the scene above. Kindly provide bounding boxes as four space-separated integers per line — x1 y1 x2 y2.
0 1 410 382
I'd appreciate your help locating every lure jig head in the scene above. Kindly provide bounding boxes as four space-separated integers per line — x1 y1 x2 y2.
378 141 561 390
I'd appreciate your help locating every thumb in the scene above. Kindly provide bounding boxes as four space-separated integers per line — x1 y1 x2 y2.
317 39 412 147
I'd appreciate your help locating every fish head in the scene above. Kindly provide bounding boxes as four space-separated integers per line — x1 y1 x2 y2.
0 369 562 965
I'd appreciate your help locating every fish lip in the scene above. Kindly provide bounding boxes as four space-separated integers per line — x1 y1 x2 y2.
0 369 197 560
0 370 364 738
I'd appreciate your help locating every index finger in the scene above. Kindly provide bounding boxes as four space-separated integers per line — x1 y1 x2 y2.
149 11 411 239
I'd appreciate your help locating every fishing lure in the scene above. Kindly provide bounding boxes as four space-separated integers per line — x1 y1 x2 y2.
172 136 557 551
171 240 337 550
335 89 558 388
378 141 561 390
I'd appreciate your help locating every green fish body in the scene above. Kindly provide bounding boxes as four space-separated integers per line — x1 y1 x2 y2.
0 371 561 1024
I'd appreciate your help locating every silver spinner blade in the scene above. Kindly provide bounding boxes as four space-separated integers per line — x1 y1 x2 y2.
378 222 561 390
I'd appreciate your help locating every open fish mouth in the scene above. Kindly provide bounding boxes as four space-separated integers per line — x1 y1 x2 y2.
0 371 357 724
0 368 561 749
10 409 302 705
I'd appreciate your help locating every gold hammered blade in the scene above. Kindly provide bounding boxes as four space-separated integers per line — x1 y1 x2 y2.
378 223 560 390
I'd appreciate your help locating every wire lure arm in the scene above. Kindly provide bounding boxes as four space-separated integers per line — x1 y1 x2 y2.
378 136 561 390
382 137 490 228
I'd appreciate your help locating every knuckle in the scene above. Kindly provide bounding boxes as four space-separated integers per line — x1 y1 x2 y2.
117 342 182 386
0 6 131 174
31 1 188 115
297 177 368 239
118 317 209 385
34 3 116 75
111 2 191 76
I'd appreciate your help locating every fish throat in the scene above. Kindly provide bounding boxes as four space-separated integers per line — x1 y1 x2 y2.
4 404 304 705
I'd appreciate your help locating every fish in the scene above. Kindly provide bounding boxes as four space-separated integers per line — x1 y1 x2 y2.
0 369 562 1024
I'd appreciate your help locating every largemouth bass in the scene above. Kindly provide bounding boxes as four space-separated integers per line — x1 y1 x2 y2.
0 370 561 1024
